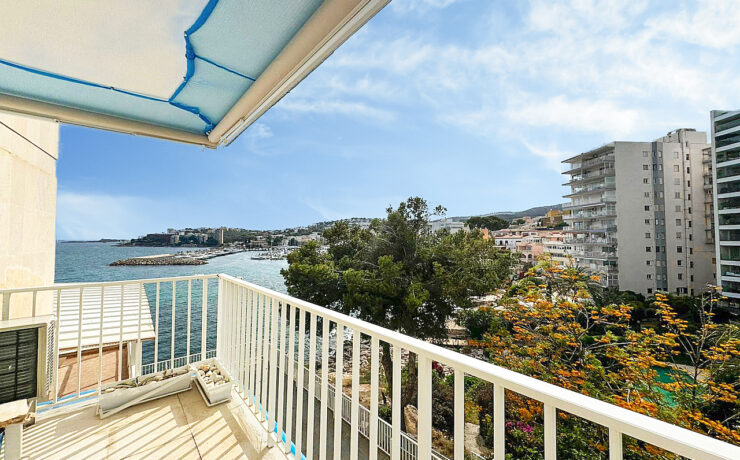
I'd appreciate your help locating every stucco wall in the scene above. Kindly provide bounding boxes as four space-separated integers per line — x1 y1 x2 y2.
0 113 59 318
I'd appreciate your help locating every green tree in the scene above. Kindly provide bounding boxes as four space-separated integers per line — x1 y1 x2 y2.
466 215 509 231
282 197 517 393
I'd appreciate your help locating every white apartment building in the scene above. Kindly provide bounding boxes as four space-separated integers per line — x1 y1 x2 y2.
429 218 466 234
711 110 740 302
562 129 714 296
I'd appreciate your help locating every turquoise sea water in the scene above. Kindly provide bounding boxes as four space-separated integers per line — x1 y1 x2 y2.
55 241 288 365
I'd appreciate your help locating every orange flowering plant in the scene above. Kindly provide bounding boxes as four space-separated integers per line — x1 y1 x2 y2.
470 258 739 458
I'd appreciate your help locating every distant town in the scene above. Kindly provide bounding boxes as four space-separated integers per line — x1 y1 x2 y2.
103 120 740 304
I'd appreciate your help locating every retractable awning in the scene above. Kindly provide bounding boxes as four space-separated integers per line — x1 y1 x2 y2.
0 0 388 147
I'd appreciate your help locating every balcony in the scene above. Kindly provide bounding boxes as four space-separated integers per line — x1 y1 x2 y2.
1 274 737 460
562 168 615 187
561 155 615 175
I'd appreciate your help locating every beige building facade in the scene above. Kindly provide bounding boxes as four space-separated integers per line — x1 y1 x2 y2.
563 129 714 296
0 113 59 318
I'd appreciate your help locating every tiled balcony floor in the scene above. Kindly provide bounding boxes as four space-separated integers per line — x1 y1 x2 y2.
17 387 285 459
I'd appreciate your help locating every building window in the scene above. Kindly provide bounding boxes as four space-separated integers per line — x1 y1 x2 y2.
676 232 682 239
687 167 690 174
687 194 691 200
646 260 651 266
678 259 682 266
677 246 683 253
687 180 690 187
659 191 664 199
645 205 650 211
645 219 650 224
678 273 683 280
644 192 650 198
689 248 693 255
690 261 694 268
675 205 681 212
647 274 652 280
689 233 692 241
646 246 652 252
688 207 692 214
686 153 690 160
674 151 679 159
674 178 680 185
646 232 651 238
676 219 681 226
643 164 649 170
691 275 694 282
643 150 649 157
675 192 681 199
673 165 680 172
643 178 649 184
648 288 653 294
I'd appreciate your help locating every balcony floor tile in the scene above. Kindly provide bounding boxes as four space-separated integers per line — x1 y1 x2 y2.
15 387 284 460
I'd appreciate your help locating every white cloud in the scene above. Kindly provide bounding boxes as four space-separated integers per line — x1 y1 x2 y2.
646 0 740 49
522 141 575 172
277 99 395 122
240 122 275 156
391 0 466 14
507 96 642 139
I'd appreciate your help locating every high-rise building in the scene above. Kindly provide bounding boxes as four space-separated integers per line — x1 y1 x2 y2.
562 129 714 296
711 110 740 302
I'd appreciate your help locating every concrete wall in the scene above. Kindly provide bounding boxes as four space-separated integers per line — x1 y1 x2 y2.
614 142 655 295
0 113 59 318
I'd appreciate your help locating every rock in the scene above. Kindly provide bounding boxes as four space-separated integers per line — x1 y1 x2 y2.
404 405 418 437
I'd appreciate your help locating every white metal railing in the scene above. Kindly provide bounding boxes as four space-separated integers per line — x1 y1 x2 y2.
3 273 739 459
218 274 740 460
0 274 218 408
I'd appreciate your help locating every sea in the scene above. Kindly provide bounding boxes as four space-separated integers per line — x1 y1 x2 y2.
55 241 287 291
55 241 288 365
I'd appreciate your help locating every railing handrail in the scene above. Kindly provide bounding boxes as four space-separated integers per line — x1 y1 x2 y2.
219 274 740 460
0 274 219 294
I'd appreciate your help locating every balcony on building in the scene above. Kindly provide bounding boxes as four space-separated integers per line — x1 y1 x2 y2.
2 273 739 460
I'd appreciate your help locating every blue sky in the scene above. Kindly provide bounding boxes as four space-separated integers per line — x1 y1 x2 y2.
56 0 740 240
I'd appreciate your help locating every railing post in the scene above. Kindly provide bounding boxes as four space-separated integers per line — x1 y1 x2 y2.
2 292 10 320
350 329 361 460
268 296 280 441
417 355 432 460
544 403 556 460
200 278 207 361
319 317 330 460
369 337 379 460
391 344 401 460
333 324 344 460
216 276 223 360
494 383 505 460
295 307 306 457
306 312 317 458
609 428 623 460
454 369 464 460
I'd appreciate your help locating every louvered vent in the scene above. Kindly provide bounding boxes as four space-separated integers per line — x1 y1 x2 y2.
0 327 39 404
46 319 56 396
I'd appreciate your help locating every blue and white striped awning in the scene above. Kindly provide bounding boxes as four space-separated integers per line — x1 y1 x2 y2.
0 0 388 147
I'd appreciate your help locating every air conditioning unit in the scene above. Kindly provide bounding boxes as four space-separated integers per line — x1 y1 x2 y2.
0 315 55 405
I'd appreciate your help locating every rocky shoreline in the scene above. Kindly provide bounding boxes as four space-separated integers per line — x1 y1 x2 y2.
110 256 206 266
110 247 245 266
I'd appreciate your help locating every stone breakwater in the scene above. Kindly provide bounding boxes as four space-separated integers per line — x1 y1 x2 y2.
110 247 246 266
110 255 207 266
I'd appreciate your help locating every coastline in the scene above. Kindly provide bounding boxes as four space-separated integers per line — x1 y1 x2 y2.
110 247 245 266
